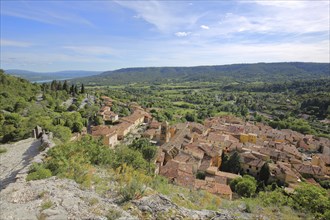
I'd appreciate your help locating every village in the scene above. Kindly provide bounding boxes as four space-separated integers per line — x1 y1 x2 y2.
90 95 330 200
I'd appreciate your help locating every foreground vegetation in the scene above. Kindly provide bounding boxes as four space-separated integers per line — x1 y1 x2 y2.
27 137 330 219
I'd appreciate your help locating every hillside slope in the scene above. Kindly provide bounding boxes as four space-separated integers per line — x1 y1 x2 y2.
73 62 330 85
5 69 101 82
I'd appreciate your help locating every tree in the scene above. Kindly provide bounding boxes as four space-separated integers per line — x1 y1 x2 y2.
230 175 257 198
220 153 229 172
130 138 150 151
142 145 157 174
259 162 270 184
81 84 85 94
70 85 75 95
72 121 83 133
185 112 196 122
221 152 241 174
292 183 330 217
74 85 78 95
62 80 69 93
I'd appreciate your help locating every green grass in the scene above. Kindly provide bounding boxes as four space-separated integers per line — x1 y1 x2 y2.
40 200 53 210
0 148 7 154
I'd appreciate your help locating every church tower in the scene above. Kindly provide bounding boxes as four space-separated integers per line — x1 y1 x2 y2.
160 121 170 145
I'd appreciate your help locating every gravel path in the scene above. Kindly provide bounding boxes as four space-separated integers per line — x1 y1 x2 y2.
0 138 41 191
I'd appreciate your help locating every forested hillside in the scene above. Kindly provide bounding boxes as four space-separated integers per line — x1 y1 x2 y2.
73 62 330 85
5 69 101 82
0 70 95 143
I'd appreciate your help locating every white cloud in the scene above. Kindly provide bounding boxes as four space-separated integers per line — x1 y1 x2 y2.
200 25 210 30
0 39 32 47
175 32 191 37
115 1 202 33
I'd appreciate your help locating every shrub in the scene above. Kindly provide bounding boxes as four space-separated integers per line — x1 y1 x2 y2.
26 163 52 181
291 183 330 218
116 164 152 203
231 175 257 198
257 188 293 207
40 200 53 210
319 180 330 189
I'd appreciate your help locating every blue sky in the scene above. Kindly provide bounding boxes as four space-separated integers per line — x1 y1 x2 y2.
0 0 329 72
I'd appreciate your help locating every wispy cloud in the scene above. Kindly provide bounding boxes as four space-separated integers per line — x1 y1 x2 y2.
2 1 93 27
175 32 191 37
115 1 203 33
0 39 33 47
200 25 209 30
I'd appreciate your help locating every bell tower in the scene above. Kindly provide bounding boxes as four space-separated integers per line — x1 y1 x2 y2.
160 121 170 145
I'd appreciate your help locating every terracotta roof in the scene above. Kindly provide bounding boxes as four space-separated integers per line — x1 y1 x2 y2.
198 143 221 157
198 157 211 172
104 111 117 116
91 125 112 136
121 110 145 124
319 154 330 165
173 151 197 164
99 106 111 113
207 132 225 143
215 171 241 180
162 124 190 152
240 151 258 163
247 159 265 168
194 179 232 196
149 121 161 129
112 121 133 136
183 143 205 160
293 164 323 176
159 160 195 187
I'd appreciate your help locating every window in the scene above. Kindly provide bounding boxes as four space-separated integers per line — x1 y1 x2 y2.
249 165 252 168
256 167 259 170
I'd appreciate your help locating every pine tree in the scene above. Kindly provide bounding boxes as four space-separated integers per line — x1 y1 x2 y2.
70 85 75 95
62 80 69 93
259 162 270 184
57 81 62 91
227 151 241 174
81 84 85 94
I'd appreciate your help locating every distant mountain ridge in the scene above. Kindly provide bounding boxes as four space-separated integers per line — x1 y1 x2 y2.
72 62 330 85
5 69 102 82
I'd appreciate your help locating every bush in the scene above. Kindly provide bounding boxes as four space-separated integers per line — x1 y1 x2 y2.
230 175 257 198
291 183 330 218
115 165 152 203
26 163 52 181
319 180 330 189
257 188 293 207
52 125 71 143
113 146 147 170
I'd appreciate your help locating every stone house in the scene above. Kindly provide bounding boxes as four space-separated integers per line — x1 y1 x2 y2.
269 162 301 184
194 179 233 200
91 125 118 148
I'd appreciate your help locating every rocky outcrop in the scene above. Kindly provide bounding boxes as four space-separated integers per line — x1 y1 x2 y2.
0 177 135 220
130 194 236 220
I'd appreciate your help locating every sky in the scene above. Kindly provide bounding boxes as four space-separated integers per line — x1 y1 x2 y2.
0 0 329 72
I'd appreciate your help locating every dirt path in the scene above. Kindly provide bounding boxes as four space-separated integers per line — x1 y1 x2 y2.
0 138 41 190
